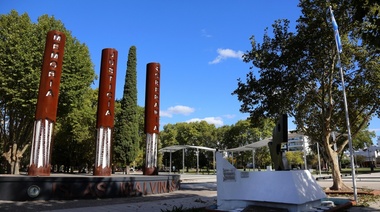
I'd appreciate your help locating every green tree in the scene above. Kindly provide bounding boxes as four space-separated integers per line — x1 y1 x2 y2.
233 0 380 190
285 151 304 169
52 88 97 173
0 11 96 174
159 119 275 172
160 121 218 172
215 125 231 151
0 11 37 174
351 129 376 150
127 105 146 170
219 119 274 168
113 104 148 171
114 46 139 174
351 0 380 49
160 124 179 147
254 146 271 170
160 123 181 171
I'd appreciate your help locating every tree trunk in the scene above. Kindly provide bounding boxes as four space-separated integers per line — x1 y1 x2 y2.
326 142 351 191
125 165 130 175
11 160 20 175
2 143 29 175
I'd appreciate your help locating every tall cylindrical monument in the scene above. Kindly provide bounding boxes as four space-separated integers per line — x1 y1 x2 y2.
29 30 66 176
143 62 160 175
94 48 118 176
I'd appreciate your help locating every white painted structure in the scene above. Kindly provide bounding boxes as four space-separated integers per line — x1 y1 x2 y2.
145 133 158 170
30 119 54 168
216 152 326 212
94 127 112 169
288 133 310 154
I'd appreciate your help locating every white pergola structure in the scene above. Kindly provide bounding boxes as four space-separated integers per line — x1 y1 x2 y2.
225 138 272 170
159 145 216 175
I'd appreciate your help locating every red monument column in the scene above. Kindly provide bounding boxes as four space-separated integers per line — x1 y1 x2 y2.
94 48 118 176
143 62 160 175
29 30 66 176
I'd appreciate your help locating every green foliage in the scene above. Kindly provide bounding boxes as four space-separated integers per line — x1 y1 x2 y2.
225 119 274 149
285 151 304 168
113 46 139 167
161 124 179 146
160 121 218 170
159 119 274 170
350 0 380 50
233 0 380 189
254 146 271 169
0 10 96 173
0 11 39 172
52 88 97 171
352 129 376 150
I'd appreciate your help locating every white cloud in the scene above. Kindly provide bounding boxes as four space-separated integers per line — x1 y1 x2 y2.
201 29 212 38
160 105 195 118
209 48 244 64
186 117 224 127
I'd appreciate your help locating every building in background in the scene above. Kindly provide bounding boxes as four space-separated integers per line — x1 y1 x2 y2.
287 133 310 153
352 144 379 168
283 132 310 170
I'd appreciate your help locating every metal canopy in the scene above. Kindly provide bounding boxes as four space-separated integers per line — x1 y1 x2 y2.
159 145 216 175
224 138 273 170
224 133 305 170
225 133 304 152
226 138 272 152
159 145 216 153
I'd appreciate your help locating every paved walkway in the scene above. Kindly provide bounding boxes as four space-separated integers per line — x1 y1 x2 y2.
1 172 380 211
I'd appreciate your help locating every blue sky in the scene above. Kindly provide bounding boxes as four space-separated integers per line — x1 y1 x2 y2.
2 1 380 144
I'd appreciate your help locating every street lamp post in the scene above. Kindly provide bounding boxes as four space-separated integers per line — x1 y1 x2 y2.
303 139 307 170
317 142 321 176
196 148 199 175
182 148 185 174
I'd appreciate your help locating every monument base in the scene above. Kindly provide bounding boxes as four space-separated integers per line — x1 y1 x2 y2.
216 152 326 212
28 164 51 176
0 173 180 201
93 166 111 176
143 167 158 175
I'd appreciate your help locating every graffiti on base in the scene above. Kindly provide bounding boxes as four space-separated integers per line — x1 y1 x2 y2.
52 180 179 199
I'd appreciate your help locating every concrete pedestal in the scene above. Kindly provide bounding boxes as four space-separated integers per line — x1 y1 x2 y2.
216 152 326 212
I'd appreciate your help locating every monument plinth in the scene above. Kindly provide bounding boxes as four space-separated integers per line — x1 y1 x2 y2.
216 152 327 212
215 114 327 211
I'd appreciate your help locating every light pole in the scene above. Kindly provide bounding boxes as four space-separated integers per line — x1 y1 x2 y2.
182 148 185 174
317 142 321 176
196 148 199 175
303 139 307 170
367 146 370 166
